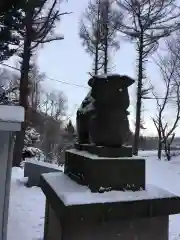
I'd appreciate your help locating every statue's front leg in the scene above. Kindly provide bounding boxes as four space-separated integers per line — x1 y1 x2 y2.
76 111 89 144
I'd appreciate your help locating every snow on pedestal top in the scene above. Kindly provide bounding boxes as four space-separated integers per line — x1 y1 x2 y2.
42 172 176 206
0 105 24 123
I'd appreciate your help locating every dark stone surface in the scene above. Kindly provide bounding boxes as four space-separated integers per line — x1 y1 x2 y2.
76 74 135 147
45 201 168 240
64 149 145 192
40 172 180 222
24 160 62 187
74 143 132 157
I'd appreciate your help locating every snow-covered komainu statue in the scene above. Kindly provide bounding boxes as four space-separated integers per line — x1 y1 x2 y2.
76 74 135 147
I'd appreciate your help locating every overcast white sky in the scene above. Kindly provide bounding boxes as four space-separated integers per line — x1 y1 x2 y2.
6 0 177 136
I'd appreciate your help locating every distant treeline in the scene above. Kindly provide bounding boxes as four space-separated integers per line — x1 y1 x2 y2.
126 133 180 150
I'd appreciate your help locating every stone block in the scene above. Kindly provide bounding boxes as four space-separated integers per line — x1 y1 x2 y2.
24 160 62 187
40 172 180 240
74 143 132 157
64 149 145 192
46 203 168 240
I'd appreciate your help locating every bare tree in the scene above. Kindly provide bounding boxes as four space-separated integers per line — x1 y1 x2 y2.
0 68 20 103
41 118 61 162
28 62 45 111
42 92 51 115
13 0 69 166
80 0 121 75
54 91 67 120
115 0 180 155
0 63 45 107
152 42 180 160
39 90 67 163
41 90 67 119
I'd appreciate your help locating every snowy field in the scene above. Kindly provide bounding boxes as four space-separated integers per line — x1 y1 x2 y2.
7 151 180 240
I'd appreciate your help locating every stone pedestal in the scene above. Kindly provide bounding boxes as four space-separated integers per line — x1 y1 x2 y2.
46 202 168 240
40 144 180 240
0 105 24 240
65 149 145 192
40 172 180 240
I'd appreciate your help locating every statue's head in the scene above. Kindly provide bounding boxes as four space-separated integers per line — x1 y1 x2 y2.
88 74 135 107
88 74 134 88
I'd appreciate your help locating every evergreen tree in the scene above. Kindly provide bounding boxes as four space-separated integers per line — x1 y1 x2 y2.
0 1 25 61
13 0 69 167
23 126 43 160
24 127 40 147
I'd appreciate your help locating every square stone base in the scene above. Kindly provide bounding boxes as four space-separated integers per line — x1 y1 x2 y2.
45 202 168 240
40 172 180 240
65 149 145 192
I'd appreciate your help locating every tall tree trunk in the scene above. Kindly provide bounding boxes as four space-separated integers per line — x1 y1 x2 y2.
166 143 171 161
133 34 143 156
12 9 32 167
157 115 163 159
34 81 38 111
104 36 108 74
94 0 100 75
164 140 169 161
167 143 171 161
94 42 99 75
103 0 108 74
158 137 162 159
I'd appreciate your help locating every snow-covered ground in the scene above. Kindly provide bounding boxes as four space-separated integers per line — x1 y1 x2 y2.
7 168 45 240
7 152 180 240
